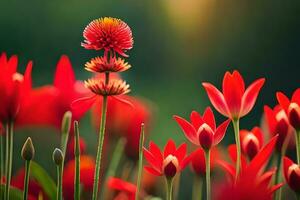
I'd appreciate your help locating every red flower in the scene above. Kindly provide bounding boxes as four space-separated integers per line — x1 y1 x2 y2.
216 136 282 200
190 147 219 176
107 177 136 200
63 155 95 200
240 127 264 160
0 52 32 123
202 70 265 119
85 56 131 73
283 157 300 194
174 107 230 150
277 89 300 131
143 140 190 178
264 105 294 151
82 17 133 57
17 55 89 131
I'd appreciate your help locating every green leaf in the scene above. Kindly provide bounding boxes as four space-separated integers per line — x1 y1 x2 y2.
0 185 23 200
30 162 57 200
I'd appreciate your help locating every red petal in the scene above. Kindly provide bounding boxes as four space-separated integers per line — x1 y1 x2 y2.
240 78 265 117
228 144 247 170
164 140 176 157
7 54 18 75
222 71 244 117
269 183 284 195
180 154 192 170
264 105 276 135
149 141 163 164
111 96 134 108
174 143 187 163
292 88 300 105
252 127 264 148
0 52 7 71
202 82 230 118
173 115 198 144
213 119 230 146
23 61 33 92
71 95 97 117
144 166 162 176
54 55 75 92
276 92 290 112
258 169 275 188
283 156 294 182
216 159 235 182
190 111 204 130
143 147 161 172
203 107 216 131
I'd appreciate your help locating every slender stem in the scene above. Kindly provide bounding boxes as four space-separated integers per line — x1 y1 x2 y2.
173 174 181 200
56 165 63 200
205 150 211 200
135 124 145 200
166 178 174 200
192 175 202 200
5 121 13 200
74 121 81 200
92 72 110 200
23 160 31 200
232 119 241 180
296 131 300 164
274 152 282 200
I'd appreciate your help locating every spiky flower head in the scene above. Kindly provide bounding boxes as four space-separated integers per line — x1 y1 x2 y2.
85 78 130 96
85 56 131 73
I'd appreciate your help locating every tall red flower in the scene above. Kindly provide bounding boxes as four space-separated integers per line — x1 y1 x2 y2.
63 155 95 200
82 17 133 57
0 52 32 123
264 105 294 151
277 89 300 131
174 107 230 150
107 177 136 200
283 157 300 194
143 140 190 178
240 127 264 159
202 70 265 120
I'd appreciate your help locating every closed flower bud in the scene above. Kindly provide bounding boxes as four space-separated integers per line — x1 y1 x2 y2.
284 157 300 194
288 103 300 131
242 134 260 159
53 148 64 166
61 111 72 134
163 155 179 178
198 123 214 150
21 137 35 161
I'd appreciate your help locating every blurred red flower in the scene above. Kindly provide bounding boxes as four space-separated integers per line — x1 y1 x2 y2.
202 70 265 120
82 17 133 57
0 52 32 123
174 107 230 150
143 140 190 178
283 157 300 194
63 155 95 200
240 127 264 159
107 177 136 200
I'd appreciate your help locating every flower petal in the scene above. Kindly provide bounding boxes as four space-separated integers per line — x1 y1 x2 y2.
202 82 230 118
213 119 231 146
276 92 290 112
144 166 162 176
202 107 216 131
252 127 264 148
149 141 163 164
292 88 300 105
54 55 76 92
240 78 265 117
164 140 176 157
71 95 97 117
173 115 198 144
190 111 204 130
174 143 187 163
283 156 294 182
143 147 161 172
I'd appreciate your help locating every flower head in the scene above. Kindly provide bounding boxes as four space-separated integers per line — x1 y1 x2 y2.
85 56 131 73
107 177 136 200
202 70 265 120
82 17 133 57
240 127 264 160
174 107 230 150
85 77 130 96
283 157 300 194
143 140 190 178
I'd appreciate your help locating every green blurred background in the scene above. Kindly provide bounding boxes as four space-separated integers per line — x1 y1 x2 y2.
1 0 300 198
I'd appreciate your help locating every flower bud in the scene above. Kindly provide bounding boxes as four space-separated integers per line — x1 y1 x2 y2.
287 164 300 192
163 155 179 178
198 123 214 150
21 137 35 161
53 148 64 166
242 134 260 159
288 103 300 131
61 111 72 134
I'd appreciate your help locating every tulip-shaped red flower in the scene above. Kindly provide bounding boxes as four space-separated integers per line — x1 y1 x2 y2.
174 107 230 150
240 127 264 160
277 89 300 131
107 177 136 200
143 140 189 178
283 157 300 194
202 70 265 120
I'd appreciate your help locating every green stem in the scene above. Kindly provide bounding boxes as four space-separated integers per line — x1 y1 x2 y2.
166 178 174 200
232 119 241 180
205 150 211 200
135 124 145 200
192 175 202 200
274 152 282 200
56 165 63 200
5 121 13 200
296 131 300 164
74 121 80 200
23 160 31 200
92 72 109 200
